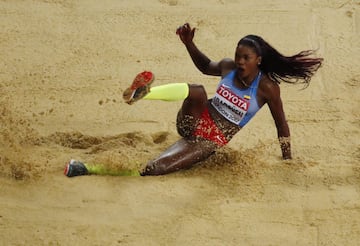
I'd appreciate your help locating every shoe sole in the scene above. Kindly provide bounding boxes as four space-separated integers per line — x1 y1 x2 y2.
123 71 155 104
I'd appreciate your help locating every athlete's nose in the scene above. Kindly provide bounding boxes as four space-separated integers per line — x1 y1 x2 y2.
236 57 245 66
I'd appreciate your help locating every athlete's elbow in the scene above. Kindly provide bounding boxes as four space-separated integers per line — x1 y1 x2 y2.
196 63 211 75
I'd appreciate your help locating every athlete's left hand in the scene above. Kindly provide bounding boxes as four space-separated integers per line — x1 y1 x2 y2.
176 23 195 45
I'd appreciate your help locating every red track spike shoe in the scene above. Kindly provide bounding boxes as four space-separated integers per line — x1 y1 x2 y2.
123 71 155 105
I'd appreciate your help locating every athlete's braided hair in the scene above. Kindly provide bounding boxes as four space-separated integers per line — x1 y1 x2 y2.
238 35 323 87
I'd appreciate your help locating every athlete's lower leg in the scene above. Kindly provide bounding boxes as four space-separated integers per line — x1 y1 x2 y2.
140 138 216 176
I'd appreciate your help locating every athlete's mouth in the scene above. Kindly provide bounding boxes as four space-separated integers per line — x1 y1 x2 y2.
237 66 245 72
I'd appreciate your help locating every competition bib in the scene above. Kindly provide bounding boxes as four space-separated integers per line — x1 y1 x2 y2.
211 85 249 125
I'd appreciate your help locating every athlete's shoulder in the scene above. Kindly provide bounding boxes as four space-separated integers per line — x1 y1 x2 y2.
219 58 235 77
258 74 280 102
259 74 279 90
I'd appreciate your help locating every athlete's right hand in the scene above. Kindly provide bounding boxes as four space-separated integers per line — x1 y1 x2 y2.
176 23 195 45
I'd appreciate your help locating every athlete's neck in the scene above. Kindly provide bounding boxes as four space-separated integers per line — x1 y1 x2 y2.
236 69 260 87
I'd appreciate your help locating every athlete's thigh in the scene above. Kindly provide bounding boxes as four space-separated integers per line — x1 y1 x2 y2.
176 84 208 137
180 84 208 118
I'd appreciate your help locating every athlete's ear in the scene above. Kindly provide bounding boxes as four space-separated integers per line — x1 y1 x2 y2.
257 56 262 65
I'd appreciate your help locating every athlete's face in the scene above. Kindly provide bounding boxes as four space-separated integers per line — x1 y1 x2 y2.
234 45 261 79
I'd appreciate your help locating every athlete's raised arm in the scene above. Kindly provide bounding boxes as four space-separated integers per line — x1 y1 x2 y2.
176 23 235 77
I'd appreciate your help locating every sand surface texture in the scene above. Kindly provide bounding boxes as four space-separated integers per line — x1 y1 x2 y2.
1 0 359 245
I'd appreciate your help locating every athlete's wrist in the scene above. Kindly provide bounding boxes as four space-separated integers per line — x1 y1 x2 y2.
279 136 292 160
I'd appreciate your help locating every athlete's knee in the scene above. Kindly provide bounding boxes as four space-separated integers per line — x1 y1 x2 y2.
140 161 169 176
188 84 207 99
181 84 208 117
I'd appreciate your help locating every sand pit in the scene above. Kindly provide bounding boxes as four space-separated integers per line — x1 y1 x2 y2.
0 0 359 245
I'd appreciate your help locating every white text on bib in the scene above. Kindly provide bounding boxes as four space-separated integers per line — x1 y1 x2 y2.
211 85 249 125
